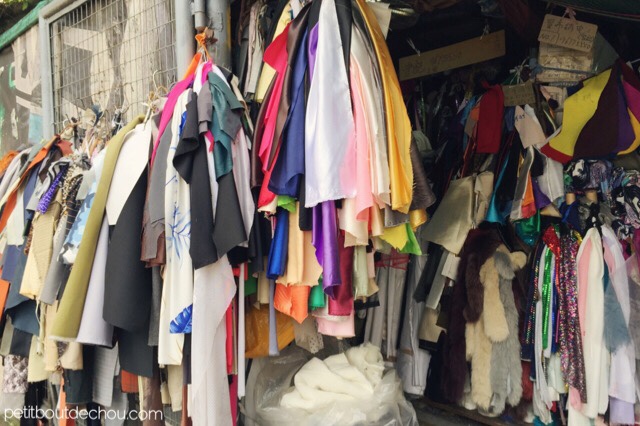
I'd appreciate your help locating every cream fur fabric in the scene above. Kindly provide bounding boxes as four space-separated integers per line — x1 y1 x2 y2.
466 245 526 412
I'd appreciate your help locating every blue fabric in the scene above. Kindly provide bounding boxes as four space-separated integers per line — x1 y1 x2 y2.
267 208 289 279
5 168 42 336
170 304 192 334
269 31 308 197
485 157 510 224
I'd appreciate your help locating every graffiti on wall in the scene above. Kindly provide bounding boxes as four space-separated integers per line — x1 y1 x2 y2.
0 26 42 155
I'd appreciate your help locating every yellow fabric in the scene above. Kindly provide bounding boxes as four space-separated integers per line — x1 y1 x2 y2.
409 209 427 230
619 108 640 155
355 0 413 214
20 190 62 300
51 116 145 339
276 203 322 286
380 224 408 251
254 3 292 103
547 70 610 159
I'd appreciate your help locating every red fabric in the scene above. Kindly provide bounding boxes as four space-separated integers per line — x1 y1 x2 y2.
476 82 504 154
257 24 291 208
229 374 238 426
120 370 139 393
328 233 354 316
226 303 234 375
540 142 573 164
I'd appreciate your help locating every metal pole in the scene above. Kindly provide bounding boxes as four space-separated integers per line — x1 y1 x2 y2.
174 0 196 77
39 0 85 139
206 0 231 69
193 0 207 30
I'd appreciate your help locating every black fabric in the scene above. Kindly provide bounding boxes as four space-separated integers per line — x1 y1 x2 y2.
183 333 192 385
21 381 47 426
334 0 352 77
248 190 272 272
117 326 154 378
63 346 94 405
8 328 32 357
213 172 248 258
298 178 313 231
413 244 444 302
103 170 152 332
173 92 218 269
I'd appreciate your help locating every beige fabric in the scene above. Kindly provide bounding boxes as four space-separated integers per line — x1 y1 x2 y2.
419 306 445 344
27 336 48 382
0 318 14 356
166 364 183 412
424 172 493 255
276 204 322 286
20 190 63 300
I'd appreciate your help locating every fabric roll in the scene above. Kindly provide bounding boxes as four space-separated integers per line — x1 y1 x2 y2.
51 116 144 340
75 218 113 347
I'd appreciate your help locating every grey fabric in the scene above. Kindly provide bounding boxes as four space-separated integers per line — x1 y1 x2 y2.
39 219 67 305
148 266 162 347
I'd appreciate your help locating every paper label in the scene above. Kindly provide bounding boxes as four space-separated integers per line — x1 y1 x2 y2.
502 81 536 107
538 14 597 53
399 31 505 81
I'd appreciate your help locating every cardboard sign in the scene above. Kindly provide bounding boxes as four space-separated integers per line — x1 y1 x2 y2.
399 30 505 81
538 14 598 53
502 81 536 107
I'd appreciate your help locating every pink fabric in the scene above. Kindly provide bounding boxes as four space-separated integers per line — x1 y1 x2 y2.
623 80 640 120
257 24 291 208
350 59 374 221
150 72 197 166
577 237 591 338
315 311 355 337
570 235 593 410
229 374 238 426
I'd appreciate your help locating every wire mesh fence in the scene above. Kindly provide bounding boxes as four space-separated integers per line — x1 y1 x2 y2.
49 0 178 133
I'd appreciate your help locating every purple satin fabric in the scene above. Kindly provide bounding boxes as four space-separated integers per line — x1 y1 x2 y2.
616 82 635 154
312 201 341 298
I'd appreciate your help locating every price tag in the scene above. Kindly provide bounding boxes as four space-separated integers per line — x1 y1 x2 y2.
538 14 597 53
502 81 536 107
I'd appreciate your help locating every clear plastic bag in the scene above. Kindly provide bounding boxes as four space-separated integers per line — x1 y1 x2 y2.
245 342 418 426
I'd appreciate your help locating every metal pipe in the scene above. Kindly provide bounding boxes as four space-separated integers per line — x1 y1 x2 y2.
174 0 196 77
206 0 231 69
193 0 207 30
39 0 84 139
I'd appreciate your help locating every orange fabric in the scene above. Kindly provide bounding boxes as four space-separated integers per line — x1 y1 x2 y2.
183 52 203 80
0 275 9 315
245 306 294 358
59 376 74 426
522 173 537 219
0 139 55 233
121 370 139 393
274 284 310 324
0 151 18 175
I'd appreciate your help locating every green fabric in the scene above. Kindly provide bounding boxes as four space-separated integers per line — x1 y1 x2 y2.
51 116 145 339
515 212 541 247
277 195 296 212
245 274 257 296
0 1 50 53
400 224 422 255
309 279 326 309
352 246 369 298
208 72 244 179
